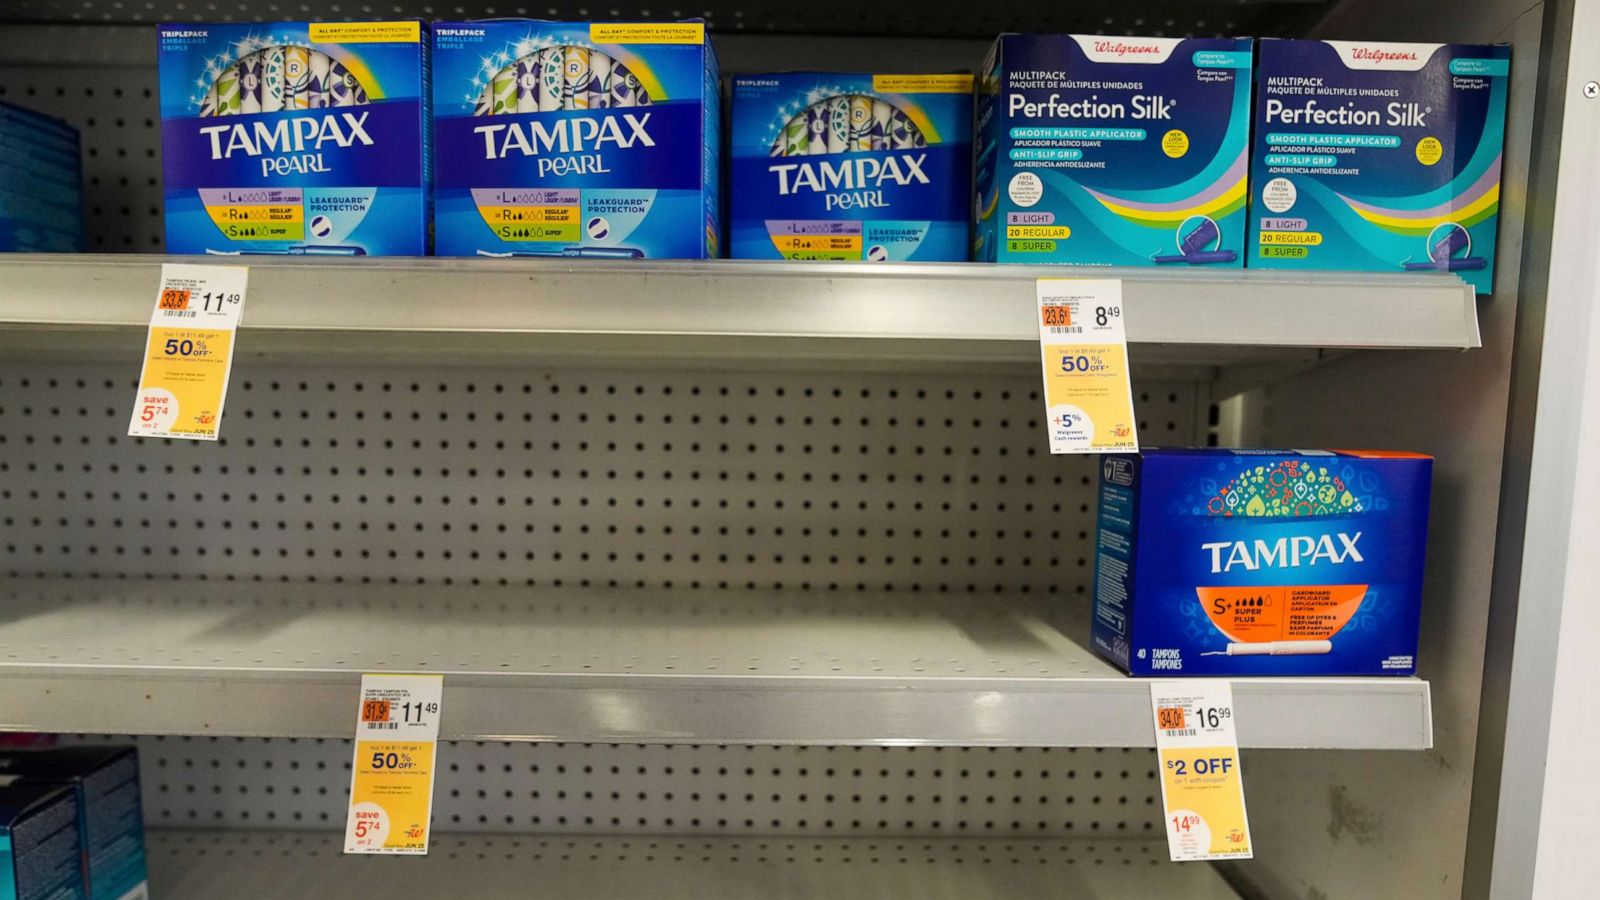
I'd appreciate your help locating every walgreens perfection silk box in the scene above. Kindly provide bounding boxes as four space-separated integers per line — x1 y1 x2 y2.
157 21 431 256
432 20 720 259
730 72 972 261
1092 449 1433 676
974 35 1252 267
1249 40 1509 294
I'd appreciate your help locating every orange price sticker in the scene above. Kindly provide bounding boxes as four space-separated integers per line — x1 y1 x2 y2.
1157 706 1187 730
159 288 191 310
361 699 391 723
1041 304 1072 327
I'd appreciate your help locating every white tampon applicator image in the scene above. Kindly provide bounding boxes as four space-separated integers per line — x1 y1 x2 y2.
1203 640 1333 657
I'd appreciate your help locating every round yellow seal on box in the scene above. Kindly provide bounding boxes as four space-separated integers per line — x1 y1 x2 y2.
1415 136 1443 166
1162 129 1190 159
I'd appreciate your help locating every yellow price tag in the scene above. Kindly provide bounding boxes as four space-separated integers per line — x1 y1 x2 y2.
345 674 444 855
128 264 247 441
1150 681 1253 861
1037 278 1138 454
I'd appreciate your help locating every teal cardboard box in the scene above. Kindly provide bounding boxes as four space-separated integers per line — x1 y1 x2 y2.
0 781 86 900
975 35 1252 266
1249 39 1509 294
0 748 146 900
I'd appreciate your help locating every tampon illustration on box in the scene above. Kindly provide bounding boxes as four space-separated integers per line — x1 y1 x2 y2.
1151 217 1239 264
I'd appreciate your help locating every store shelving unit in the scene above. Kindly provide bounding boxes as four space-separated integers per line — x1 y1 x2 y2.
0 0 1581 898
0 578 1432 748
0 255 1452 757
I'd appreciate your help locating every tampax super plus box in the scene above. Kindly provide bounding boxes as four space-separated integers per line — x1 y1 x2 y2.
157 21 431 256
974 35 1251 266
1250 40 1509 294
432 20 720 259
1092 449 1433 676
0 748 147 900
0 101 84 252
729 73 972 261
0 781 85 900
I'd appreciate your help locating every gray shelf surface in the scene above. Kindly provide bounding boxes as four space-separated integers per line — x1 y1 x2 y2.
0 255 1479 368
0 578 1432 749
146 831 1242 899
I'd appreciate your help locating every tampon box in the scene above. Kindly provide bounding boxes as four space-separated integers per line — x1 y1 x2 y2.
0 747 147 900
974 35 1252 266
431 19 720 259
0 782 84 900
1092 448 1433 676
729 72 972 261
157 21 431 256
0 101 84 252
1248 39 1509 294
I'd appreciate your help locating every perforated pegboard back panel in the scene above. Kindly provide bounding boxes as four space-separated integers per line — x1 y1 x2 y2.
0 361 1204 592
10 354 1203 835
69 735 1162 838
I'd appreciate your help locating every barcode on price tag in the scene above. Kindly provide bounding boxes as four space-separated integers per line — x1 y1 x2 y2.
345 674 444 855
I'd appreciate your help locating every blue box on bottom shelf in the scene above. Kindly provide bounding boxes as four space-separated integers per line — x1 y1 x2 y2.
0 781 86 900
0 748 148 900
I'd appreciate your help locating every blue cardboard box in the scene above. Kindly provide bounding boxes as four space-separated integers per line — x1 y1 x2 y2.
0 748 147 900
974 35 1252 267
157 21 431 256
0 782 86 900
0 101 84 252
1249 40 1509 294
1091 449 1433 676
730 72 972 261
432 19 720 259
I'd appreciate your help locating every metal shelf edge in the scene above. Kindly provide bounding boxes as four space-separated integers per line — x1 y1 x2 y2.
0 255 1481 351
0 665 1433 750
